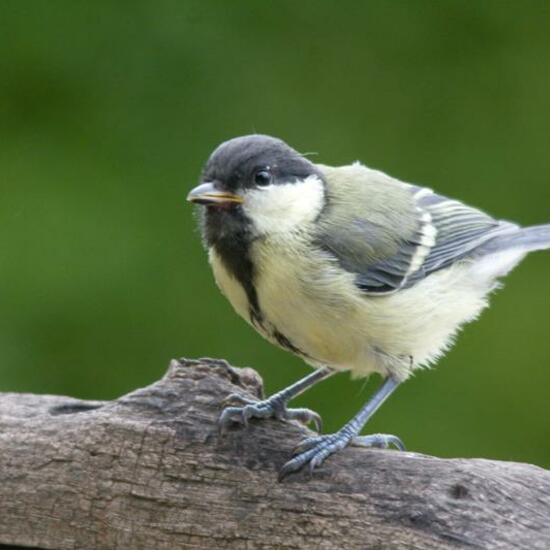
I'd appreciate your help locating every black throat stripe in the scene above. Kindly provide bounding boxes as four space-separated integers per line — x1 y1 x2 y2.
211 236 263 328
208 218 310 359
202 207 264 327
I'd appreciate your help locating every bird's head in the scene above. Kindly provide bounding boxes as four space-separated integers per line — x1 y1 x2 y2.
188 135 325 242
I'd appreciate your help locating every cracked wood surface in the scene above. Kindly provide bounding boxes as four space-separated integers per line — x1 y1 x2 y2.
0 357 549 549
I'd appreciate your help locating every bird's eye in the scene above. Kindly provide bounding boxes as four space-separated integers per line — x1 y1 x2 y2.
254 170 272 187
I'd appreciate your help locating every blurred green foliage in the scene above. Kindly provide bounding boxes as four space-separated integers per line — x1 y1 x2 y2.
1 1 549 468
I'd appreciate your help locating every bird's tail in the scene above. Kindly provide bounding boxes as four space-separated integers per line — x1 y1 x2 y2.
486 224 550 253
470 223 550 281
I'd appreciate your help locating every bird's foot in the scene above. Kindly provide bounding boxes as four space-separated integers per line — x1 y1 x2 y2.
279 431 405 481
218 392 322 434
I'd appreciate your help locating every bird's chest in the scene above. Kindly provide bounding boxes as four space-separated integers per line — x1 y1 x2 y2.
209 247 254 325
209 243 308 342
208 240 364 364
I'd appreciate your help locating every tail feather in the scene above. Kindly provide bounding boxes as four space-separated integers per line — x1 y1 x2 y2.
469 223 550 281
482 223 550 254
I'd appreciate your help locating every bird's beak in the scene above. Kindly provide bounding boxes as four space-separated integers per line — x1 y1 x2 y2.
187 182 243 206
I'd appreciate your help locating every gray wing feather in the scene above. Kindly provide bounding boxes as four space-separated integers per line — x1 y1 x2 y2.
355 189 517 294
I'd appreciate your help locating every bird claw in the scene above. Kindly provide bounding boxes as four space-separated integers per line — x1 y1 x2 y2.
279 432 351 481
218 393 322 434
221 393 257 408
280 431 405 481
291 435 325 456
283 408 322 433
351 433 406 451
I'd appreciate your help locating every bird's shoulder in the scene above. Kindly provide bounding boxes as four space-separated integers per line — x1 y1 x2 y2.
315 162 425 269
319 162 417 221
314 162 514 294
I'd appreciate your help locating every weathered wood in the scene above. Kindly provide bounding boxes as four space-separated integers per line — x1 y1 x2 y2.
0 358 549 549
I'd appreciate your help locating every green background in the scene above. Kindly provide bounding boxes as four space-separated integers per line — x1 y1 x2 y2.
1 1 549 468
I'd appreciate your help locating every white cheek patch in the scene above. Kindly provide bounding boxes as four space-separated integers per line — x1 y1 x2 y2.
242 175 325 235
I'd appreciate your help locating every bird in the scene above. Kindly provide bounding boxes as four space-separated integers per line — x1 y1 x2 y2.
187 134 550 480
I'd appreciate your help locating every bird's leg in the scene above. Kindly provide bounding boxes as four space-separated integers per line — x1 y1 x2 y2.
279 376 403 480
219 366 334 434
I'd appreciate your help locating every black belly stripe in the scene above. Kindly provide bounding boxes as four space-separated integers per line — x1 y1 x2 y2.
203 211 313 355
273 329 309 357
213 239 307 357
216 239 263 327
212 236 309 358
204 209 264 327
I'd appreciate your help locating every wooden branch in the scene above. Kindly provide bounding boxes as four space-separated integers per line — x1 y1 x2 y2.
0 358 549 549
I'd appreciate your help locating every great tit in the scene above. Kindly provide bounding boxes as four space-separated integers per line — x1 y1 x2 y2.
187 134 550 479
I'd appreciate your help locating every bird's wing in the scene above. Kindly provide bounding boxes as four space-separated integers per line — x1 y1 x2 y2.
316 166 517 294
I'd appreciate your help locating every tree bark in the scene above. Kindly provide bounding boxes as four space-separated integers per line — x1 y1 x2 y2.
0 358 549 549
